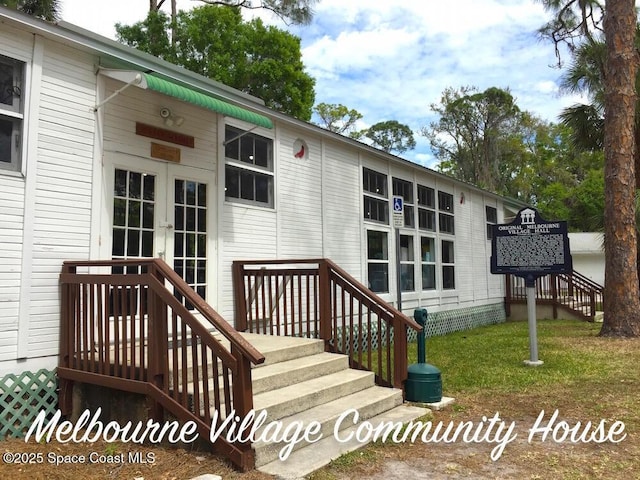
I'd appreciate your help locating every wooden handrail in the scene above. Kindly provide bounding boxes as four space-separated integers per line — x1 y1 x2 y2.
324 258 423 332
62 259 264 365
504 271 603 321
59 258 262 471
233 258 422 390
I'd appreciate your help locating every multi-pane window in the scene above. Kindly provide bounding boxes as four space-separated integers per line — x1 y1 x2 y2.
442 240 455 290
421 237 436 290
224 125 274 207
417 185 436 231
174 179 207 305
363 168 388 224
399 235 415 291
393 177 414 227
438 191 455 234
367 230 389 293
486 205 498 240
0 55 24 171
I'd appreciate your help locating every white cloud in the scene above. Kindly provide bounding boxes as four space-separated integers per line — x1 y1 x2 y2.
60 0 577 166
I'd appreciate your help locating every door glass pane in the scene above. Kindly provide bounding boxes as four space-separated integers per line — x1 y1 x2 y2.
112 168 155 265
174 178 207 307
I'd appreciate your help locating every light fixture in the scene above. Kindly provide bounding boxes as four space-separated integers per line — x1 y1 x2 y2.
159 107 184 127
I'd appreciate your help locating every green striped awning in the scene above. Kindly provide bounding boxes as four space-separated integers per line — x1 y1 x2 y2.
98 69 273 129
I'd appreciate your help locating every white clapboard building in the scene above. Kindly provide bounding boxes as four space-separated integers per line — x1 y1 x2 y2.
0 6 522 436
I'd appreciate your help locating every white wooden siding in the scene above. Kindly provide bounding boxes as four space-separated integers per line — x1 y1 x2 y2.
219 205 277 319
276 127 323 258
321 142 362 278
0 24 31 362
26 42 97 358
103 78 220 172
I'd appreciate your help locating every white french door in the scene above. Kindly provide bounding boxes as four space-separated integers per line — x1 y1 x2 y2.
104 154 213 304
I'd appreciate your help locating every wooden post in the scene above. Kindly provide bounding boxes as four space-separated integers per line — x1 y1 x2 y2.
230 343 255 470
393 319 408 390
148 262 167 422
318 260 332 351
58 264 75 415
232 261 248 331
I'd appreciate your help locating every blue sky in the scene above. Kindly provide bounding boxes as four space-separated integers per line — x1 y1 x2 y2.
62 0 583 167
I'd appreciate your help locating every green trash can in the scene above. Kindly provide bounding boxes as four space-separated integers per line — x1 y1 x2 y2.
405 308 442 403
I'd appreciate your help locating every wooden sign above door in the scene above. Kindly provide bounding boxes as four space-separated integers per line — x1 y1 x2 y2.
150 142 181 163
136 122 195 148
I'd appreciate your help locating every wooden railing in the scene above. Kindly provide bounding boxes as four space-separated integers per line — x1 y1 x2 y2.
58 259 264 471
232 259 422 390
505 270 604 321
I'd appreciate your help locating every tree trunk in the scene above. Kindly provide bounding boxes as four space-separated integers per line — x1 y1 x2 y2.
601 0 640 337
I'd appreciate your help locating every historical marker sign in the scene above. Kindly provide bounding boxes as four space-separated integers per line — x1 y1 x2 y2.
490 207 572 280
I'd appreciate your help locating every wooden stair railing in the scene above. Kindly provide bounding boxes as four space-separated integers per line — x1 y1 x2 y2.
58 258 264 471
505 270 604 321
233 259 422 390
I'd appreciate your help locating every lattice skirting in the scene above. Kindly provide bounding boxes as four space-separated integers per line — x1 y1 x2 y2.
0 369 58 439
412 303 506 341
336 303 506 352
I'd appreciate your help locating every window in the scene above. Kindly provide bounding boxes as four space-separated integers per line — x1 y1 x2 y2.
224 125 274 207
363 168 388 224
421 237 436 290
418 185 435 231
367 230 389 293
486 205 498 240
393 177 414 227
442 240 455 289
399 235 415 291
0 55 24 171
438 191 455 234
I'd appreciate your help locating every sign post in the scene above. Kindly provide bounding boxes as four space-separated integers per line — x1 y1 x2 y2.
393 196 404 312
490 207 572 366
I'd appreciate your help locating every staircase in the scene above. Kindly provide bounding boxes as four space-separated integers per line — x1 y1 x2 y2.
229 333 428 476
58 258 425 474
505 271 604 321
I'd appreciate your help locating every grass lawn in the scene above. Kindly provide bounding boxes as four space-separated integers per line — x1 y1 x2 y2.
1 319 637 479
311 319 640 480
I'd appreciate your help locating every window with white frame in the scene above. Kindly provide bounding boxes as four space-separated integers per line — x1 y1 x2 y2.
486 205 498 240
417 184 436 231
367 230 389 293
363 168 389 224
438 191 455 234
421 236 436 290
0 55 24 172
393 177 414 227
399 234 415 291
442 239 455 289
224 125 274 207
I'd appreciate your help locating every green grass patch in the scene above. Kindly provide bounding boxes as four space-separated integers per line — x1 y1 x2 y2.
414 320 616 394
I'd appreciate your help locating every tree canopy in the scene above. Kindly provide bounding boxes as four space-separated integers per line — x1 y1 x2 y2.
196 0 319 25
364 120 416 154
116 5 315 120
423 86 534 195
0 0 60 21
313 103 363 137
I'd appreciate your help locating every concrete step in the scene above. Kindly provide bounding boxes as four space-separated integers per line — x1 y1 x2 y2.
251 352 349 395
168 333 325 387
253 385 403 467
252 368 375 422
182 351 350 408
257 403 430 479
